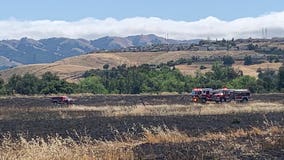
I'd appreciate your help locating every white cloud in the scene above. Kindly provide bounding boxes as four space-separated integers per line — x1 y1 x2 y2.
0 11 284 40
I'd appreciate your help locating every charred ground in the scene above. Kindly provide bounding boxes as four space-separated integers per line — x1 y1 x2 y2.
0 94 283 159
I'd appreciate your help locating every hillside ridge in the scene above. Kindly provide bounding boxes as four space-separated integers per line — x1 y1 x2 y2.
0 34 197 69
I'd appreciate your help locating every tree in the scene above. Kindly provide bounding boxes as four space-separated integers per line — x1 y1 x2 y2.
6 73 40 95
278 63 284 91
256 67 262 73
224 67 239 80
40 72 61 94
102 64 110 90
227 76 258 93
55 80 75 94
41 72 60 82
39 72 76 94
212 63 224 80
20 73 40 95
103 64 110 70
6 74 22 94
257 70 278 92
0 78 4 87
247 43 256 50
209 62 241 86
200 65 207 70
244 55 253 65
0 78 6 95
187 59 192 65
79 76 107 94
223 55 235 66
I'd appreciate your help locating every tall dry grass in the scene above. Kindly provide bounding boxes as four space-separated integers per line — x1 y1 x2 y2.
1 102 283 121
1 125 283 160
0 133 136 160
100 101 284 117
1 102 284 159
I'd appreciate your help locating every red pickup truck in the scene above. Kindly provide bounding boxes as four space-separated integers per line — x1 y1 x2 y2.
51 96 74 105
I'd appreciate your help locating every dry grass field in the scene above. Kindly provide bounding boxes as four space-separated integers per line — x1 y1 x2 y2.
233 62 282 77
176 62 282 77
1 101 284 159
1 101 283 120
0 50 260 82
176 64 213 75
1 125 283 160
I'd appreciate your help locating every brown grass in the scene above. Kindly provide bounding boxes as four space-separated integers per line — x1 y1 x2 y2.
1 125 283 160
116 51 256 64
1 102 283 121
142 126 189 144
0 50 259 82
233 62 282 78
0 101 284 159
100 102 284 117
176 62 282 77
0 134 136 160
175 64 212 75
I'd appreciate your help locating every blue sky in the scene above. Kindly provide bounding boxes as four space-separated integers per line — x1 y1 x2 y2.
0 0 284 40
1 0 283 21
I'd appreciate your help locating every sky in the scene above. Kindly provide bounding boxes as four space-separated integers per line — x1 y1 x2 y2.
0 0 284 40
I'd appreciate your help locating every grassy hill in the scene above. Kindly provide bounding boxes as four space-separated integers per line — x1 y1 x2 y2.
0 50 281 82
176 62 282 77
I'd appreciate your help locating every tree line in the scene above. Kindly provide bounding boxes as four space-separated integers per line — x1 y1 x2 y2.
164 55 278 67
0 62 283 95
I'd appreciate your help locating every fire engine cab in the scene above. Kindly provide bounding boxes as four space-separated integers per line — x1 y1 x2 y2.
191 88 213 103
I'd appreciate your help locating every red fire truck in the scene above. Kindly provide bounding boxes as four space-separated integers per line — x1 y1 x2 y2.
191 88 214 103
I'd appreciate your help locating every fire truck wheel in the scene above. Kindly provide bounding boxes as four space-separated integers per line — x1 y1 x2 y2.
241 98 248 103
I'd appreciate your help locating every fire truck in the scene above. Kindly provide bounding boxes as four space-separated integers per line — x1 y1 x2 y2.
212 88 251 103
191 88 251 103
233 89 251 102
191 88 214 103
211 88 235 103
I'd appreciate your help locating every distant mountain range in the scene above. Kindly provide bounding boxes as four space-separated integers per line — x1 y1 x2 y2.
0 34 199 69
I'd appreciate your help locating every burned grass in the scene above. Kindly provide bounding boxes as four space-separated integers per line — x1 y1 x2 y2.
0 101 284 159
1 125 283 160
0 102 283 121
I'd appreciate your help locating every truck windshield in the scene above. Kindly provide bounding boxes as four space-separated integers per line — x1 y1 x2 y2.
192 91 202 95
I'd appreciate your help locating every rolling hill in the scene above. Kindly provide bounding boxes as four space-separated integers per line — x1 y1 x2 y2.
0 34 197 69
1 50 277 83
